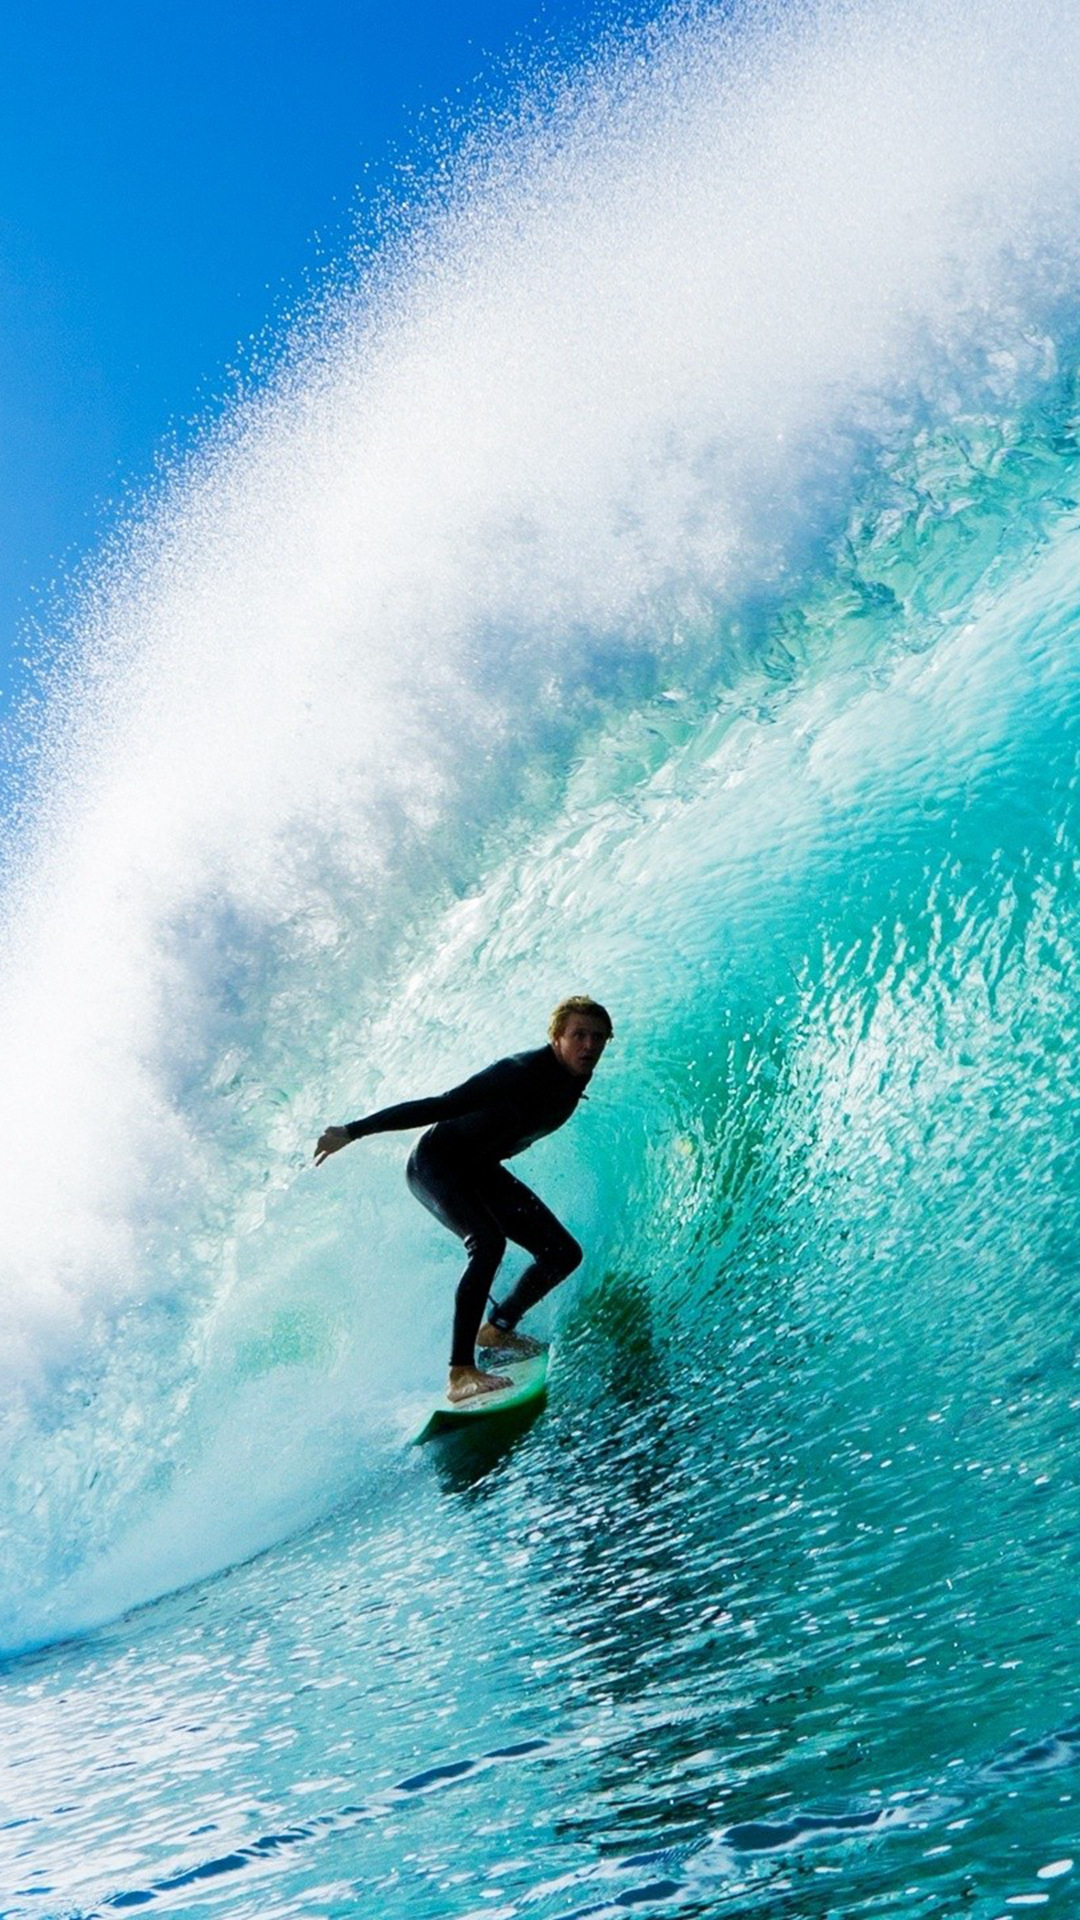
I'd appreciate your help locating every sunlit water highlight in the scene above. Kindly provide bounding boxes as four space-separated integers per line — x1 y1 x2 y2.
2 1 1080 1915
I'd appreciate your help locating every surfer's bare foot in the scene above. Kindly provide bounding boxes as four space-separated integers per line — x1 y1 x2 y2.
477 1322 545 1357
447 1365 512 1403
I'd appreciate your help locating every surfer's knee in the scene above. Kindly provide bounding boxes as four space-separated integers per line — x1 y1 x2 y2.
463 1224 506 1278
554 1232 583 1278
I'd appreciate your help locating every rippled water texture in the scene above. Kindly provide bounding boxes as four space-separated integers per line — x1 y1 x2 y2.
3 0 1080 1914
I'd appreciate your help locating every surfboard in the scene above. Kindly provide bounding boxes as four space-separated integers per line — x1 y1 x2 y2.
413 1348 549 1444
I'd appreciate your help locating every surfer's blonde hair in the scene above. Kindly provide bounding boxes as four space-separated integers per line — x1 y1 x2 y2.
548 995 614 1041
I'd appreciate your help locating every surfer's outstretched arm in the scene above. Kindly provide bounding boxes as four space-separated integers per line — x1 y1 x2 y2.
314 1107 433 1162
313 1067 508 1165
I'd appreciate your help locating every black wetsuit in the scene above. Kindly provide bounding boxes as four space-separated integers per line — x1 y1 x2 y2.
345 1047 587 1365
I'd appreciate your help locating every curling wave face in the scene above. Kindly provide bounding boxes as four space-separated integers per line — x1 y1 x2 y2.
1 0 1080 1658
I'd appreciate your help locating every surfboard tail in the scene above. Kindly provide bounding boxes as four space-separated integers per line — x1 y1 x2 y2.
413 1350 550 1444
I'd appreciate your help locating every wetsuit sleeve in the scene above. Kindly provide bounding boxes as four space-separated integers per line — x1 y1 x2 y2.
343 1061 513 1140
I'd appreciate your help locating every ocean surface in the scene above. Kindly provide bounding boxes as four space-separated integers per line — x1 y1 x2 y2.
2 1 1080 1914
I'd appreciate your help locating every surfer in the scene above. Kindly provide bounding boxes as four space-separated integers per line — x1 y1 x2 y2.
315 996 612 1403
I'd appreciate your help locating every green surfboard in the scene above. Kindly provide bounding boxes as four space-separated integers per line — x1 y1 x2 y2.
413 1349 549 1444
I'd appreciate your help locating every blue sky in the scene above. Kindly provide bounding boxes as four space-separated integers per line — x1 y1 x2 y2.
0 0 621 742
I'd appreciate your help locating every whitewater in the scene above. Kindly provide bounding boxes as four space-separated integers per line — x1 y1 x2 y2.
2 0 1080 1913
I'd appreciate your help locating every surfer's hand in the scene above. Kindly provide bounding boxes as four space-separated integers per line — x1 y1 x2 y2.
314 1125 353 1165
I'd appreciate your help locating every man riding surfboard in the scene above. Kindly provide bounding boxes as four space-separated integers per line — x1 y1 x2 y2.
315 995 612 1402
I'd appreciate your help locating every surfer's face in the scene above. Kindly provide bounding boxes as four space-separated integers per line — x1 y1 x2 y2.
552 1015 610 1079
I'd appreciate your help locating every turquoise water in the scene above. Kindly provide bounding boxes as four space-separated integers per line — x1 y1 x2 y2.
3 1 1080 1914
